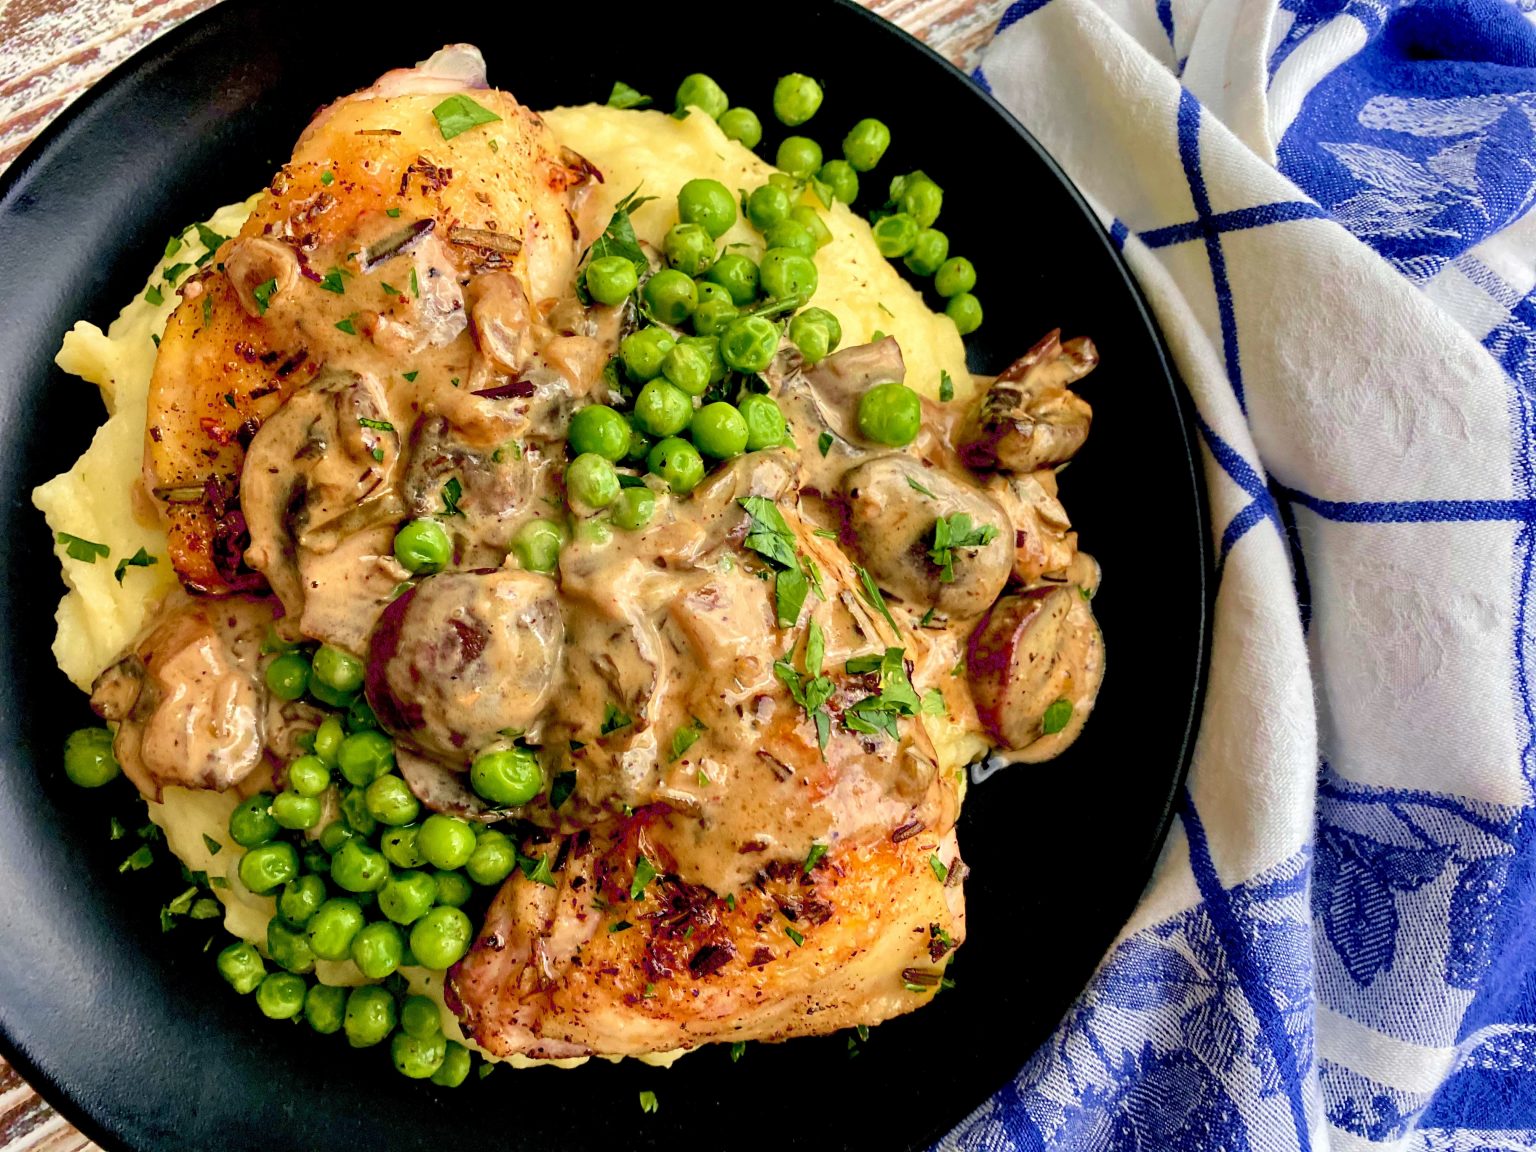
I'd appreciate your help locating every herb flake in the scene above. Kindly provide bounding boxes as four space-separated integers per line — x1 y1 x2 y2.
113 547 157 583
607 81 652 109
56 532 109 563
930 514 1000 583
432 94 502 140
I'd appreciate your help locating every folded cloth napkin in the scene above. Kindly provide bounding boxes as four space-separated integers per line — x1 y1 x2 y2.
939 0 1536 1147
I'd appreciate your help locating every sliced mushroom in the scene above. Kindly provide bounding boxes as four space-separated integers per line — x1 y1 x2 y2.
984 471 1078 587
223 237 300 319
366 569 563 763
959 330 1096 472
772 338 905 472
467 269 536 375
396 745 505 822
841 454 1014 621
966 586 1104 758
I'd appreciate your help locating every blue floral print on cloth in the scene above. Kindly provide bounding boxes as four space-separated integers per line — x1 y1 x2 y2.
940 0 1536 1146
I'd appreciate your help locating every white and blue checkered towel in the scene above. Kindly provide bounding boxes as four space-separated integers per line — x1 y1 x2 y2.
942 0 1536 1147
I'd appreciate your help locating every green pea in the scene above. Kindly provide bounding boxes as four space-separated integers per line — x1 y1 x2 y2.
773 73 823 126
466 829 518 886
432 870 473 908
311 645 364 698
401 994 442 1039
365 774 421 827
307 897 365 961
620 327 676 382
760 248 819 301
894 172 943 228
680 334 727 384
279 874 327 927
379 870 438 925
255 972 307 1020
677 178 737 240
287 755 330 798
642 269 699 325
585 255 639 306
705 254 760 305
267 915 316 974
380 824 424 869
418 813 477 870
271 789 322 831
350 921 404 979
308 679 354 709
692 297 737 337
934 256 976 298
776 136 823 179
216 941 265 994
788 307 843 365
664 223 715 277
409 905 474 970
612 486 656 531
857 381 923 447
393 519 451 575
904 228 949 277
344 984 397 1048
62 727 119 788
738 394 788 450
566 453 621 512
633 379 694 438
341 788 374 841
392 1030 448 1080
302 982 345 1034
719 315 780 374
470 746 543 807
577 518 612 547
747 184 792 231
567 405 631 462
691 402 749 459
842 118 891 171
763 220 816 259
511 518 564 574
792 206 832 250
873 213 919 258
239 841 299 895
312 716 345 766
624 415 655 464
718 106 762 148
229 793 278 847
946 292 984 335
337 730 394 787
319 819 355 855
646 437 706 495
263 651 310 702
662 343 711 397
302 847 330 876
432 1042 473 1087
331 839 390 893
818 160 859 204
675 74 728 120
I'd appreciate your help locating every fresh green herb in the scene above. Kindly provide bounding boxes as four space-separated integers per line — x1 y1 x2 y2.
818 431 833 456
1081 586 1095 600
630 855 658 901
401 371 418 383
920 690 946 716
843 648 921 741
439 476 464 517
813 528 839 539
166 886 199 916
410 267 419 297
381 281 401 296
222 392 237 410
335 314 358 335
906 476 936 498
371 448 385 462
162 262 191 284
806 619 826 677
804 556 825 601
209 875 228 889
639 1090 658 1115
318 268 346 294
164 236 183 258
871 330 886 343
432 93 502 140
251 278 278 315
856 1024 870 1042
1041 698 1073 735
201 833 222 856
609 920 632 934
775 566 808 628
939 371 954 402
357 417 394 433
738 497 798 569
725 893 736 912
113 547 157 584
119 845 154 873
193 223 228 258
550 770 577 809
514 851 556 887
929 514 1000 583
320 170 335 186
607 81 652 110
854 565 900 633
386 207 402 218
669 721 703 762
845 653 882 675
785 925 805 947
929 854 949 882
919 608 938 628
601 702 632 735
190 898 221 920
149 334 160 348
143 285 164 307
201 296 212 328
110 817 125 841
585 187 657 286
730 1041 746 1062
56 533 109 563
803 841 828 873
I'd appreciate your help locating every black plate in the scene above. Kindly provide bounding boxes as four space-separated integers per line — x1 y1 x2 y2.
0 3 1210 1148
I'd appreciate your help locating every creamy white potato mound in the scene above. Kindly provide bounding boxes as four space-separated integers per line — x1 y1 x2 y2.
33 105 984 1068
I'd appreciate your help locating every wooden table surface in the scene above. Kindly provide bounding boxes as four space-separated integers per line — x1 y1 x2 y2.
0 0 1009 1147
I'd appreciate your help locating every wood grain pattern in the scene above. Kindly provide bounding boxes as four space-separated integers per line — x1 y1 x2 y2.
0 0 1009 1146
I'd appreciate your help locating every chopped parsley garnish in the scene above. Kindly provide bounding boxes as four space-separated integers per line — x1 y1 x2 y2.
371 448 385 462
920 690 946 716
607 81 652 109
939 370 954 402
119 844 153 873
251 278 278 315
381 281 401 296
906 475 936 498
818 431 833 456
202 296 212 328
56 532 109 563
583 187 657 289
190 898 221 920
730 1041 746 1062
609 920 632 934
142 285 164 307
319 268 346 294
630 854 657 901
775 565 808 628
385 207 402 218
785 925 805 947
725 893 736 911
774 635 834 757
113 547 157 584
517 852 556 887
668 720 703 762
439 476 465 517
803 841 828 873
320 170 334 186
431 94 502 140
164 235 183 258
845 653 882 675
335 314 358 335
357 417 394 433
162 262 191 284
639 1090 658 1115
193 223 228 254
804 556 825 601
150 334 159 348
813 528 839 539
110 817 125 840
401 371 418 383
806 618 825 677
929 514 1000 584
853 565 900 633
549 770 577 809
739 497 798 568
1041 698 1074 735
929 854 949 883
856 1024 870 1042
842 648 920 741
409 267 420 298
601 702 632 735
201 833 222 856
